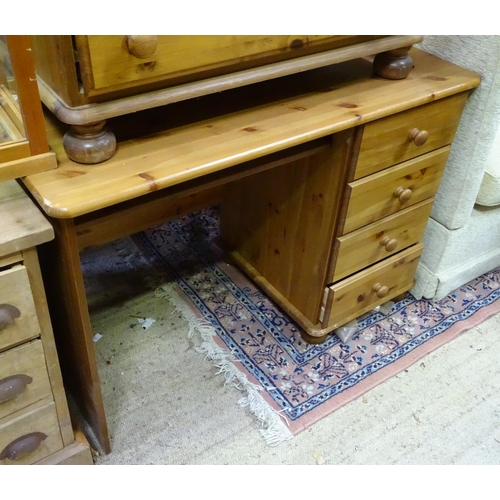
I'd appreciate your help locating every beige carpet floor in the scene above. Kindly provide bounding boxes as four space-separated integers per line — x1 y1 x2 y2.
82 242 500 465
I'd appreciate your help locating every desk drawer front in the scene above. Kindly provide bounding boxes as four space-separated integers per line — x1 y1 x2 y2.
0 401 63 465
331 199 433 282
354 94 467 180
342 147 450 234
0 265 40 352
0 340 52 421
322 244 423 329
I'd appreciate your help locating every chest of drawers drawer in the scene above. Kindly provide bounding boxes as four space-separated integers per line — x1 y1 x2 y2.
0 264 40 351
78 35 349 95
0 401 63 465
0 340 52 420
322 244 423 329
353 93 468 180
330 199 433 282
0 180 93 464
342 147 450 234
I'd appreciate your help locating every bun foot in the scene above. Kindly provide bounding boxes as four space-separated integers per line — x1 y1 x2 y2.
373 46 414 80
63 121 116 164
300 330 329 344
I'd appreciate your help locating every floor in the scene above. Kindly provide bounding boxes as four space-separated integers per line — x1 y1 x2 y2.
83 241 500 465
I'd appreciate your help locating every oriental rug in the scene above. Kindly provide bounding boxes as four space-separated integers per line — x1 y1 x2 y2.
123 206 500 446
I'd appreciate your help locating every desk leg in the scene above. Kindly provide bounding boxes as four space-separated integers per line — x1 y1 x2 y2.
39 217 110 455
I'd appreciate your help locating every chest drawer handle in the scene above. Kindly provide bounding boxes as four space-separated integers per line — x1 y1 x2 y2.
0 374 33 404
124 35 158 59
0 432 47 461
380 237 398 252
408 128 429 146
0 304 21 330
394 187 413 204
373 283 389 298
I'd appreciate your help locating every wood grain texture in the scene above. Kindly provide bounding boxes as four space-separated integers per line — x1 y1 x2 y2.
221 131 353 322
0 152 57 183
0 180 54 257
6 36 49 156
225 250 328 337
65 36 393 103
0 265 40 353
75 140 328 250
354 93 468 179
0 140 31 164
342 147 450 234
24 49 479 219
37 217 110 454
0 340 52 420
30 35 81 107
84 35 347 92
330 199 434 282
22 247 74 446
0 400 63 465
35 429 93 465
323 244 423 330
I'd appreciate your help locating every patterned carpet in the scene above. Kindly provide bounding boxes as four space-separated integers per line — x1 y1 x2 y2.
128 206 500 444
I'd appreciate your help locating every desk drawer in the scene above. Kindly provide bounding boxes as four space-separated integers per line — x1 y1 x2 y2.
331 199 433 282
0 340 52 421
354 93 467 180
0 401 63 465
0 265 40 352
342 147 450 234
322 244 423 330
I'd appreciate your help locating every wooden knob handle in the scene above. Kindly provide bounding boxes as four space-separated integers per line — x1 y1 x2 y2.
0 432 47 461
0 374 33 404
380 236 398 252
394 186 413 204
0 304 21 330
408 128 429 146
373 283 389 298
124 36 158 59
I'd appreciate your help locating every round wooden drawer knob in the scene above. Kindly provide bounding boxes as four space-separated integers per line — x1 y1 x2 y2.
380 236 398 252
409 128 429 146
124 35 158 59
373 283 389 298
394 186 413 204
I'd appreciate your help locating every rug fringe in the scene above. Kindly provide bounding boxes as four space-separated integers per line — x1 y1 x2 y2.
153 282 293 447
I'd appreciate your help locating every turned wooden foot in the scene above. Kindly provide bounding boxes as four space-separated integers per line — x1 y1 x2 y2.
63 121 116 164
300 330 329 344
373 46 414 80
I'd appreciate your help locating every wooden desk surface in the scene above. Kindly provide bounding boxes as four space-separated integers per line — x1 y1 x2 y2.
23 49 479 219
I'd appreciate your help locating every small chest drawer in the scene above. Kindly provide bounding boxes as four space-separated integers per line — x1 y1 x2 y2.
0 265 40 352
354 93 468 180
0 340 52 420
0 401 63 465
80 35 349 94
322 244 423 330
342 147 450 234
330 199 433 282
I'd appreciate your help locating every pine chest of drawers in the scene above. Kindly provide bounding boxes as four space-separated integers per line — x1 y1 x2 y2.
0 181 92 464
30 35 423 164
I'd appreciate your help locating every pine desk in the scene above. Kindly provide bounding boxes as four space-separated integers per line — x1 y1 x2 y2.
22 50 479 454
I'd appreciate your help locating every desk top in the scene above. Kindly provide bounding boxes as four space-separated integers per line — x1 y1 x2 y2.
23 49 480 219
